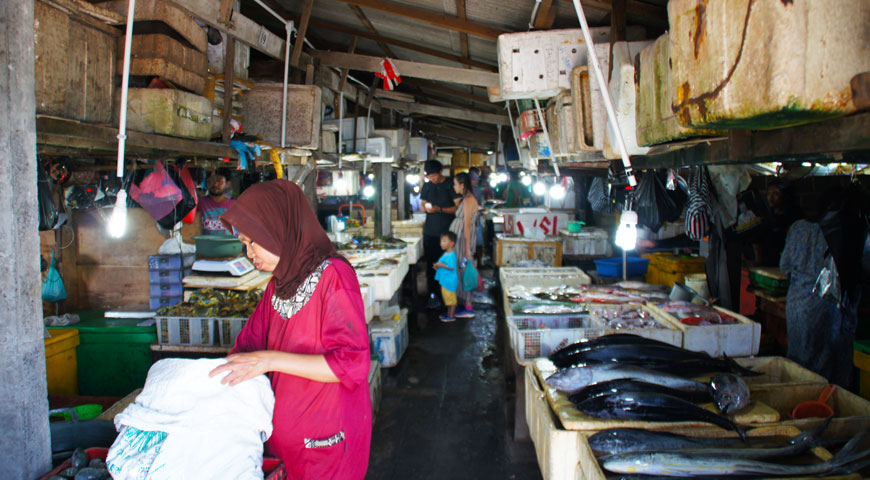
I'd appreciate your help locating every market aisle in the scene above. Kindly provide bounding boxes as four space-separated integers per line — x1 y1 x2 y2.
366 269 542 480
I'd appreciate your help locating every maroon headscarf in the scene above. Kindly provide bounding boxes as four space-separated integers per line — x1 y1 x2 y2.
220 180 344 299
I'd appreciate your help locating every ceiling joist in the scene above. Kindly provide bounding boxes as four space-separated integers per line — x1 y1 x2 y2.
380 99 510 125
572 0 668 27
310 50 499 88
332 0 507 40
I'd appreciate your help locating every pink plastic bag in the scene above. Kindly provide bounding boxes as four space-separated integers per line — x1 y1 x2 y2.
129 162 182 221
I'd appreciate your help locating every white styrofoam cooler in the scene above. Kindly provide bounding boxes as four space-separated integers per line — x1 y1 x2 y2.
503 209 571 237
369 309 409 368
406 136 428 162
324 116 374 141
603 40 654 159
342 136 393 160
373 128 408 158
496 27 645 100
560 227 612 256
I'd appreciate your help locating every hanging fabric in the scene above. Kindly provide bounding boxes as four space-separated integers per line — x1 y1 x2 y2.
686 166 712 241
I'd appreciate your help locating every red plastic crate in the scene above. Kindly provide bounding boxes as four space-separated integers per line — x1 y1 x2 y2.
40 447 286 479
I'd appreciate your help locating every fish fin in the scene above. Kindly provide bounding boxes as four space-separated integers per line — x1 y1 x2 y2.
736 424 749 443
724 354 762 377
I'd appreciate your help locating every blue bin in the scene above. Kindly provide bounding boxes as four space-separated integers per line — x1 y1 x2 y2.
594 256 649 278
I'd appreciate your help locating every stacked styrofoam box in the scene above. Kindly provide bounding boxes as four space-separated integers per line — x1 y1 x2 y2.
406 137 428 162
342 136 393 161
603 40 654 159
323 116 375 141
373 128 408 158
560 227 612 256
496 27 644 100
147 254 194 311
369 308 409 368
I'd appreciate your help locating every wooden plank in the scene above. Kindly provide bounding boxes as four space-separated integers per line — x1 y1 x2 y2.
571 0 668 27
415 122 499 142
373 89 416 102
403 79 494 105
221 36 235 143
120 34 208 76
291 0 315 67
349 5 397 58
333 0 506 40
380 99 509 125
311 50 499 88
103 0 208 52
42 0 124 28
308 18 497 71
36 115 237 158
533 0 557 29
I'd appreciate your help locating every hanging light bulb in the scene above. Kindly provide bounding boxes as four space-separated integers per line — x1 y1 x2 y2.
362 185 375 198
533 181 547 196
107 189 128 238
334 173 348 195
497 172 508 183
406 174 420 185
413 185 420 194
521 175 532 186
615 210 638 250
549 184 566 200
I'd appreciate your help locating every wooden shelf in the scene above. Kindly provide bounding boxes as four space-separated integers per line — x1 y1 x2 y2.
36 115 238 159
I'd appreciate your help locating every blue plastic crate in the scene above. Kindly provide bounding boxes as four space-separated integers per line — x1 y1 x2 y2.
594 256 649 278
149 295 183 311
149 283 184 297
148 254 195 271
148 268 191 285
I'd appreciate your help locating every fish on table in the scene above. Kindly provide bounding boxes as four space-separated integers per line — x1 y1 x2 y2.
545 363 709 394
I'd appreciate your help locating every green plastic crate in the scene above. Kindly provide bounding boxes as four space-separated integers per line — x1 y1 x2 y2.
53 311 156 396
748 268 790 294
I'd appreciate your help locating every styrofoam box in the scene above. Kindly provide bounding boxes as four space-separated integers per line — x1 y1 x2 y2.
369 309 409 368
342 136 393 160
503 209 571 237
240 83 321 149
603 40 654 159
407 137 428 162
397 237 422 265
648 303 762 357
500 266 592 289
570 44 610 152
323 116 374 141
373 128 408 157
668 0 870 130
560 227 612 256
369 358 382 417
496 27 644 100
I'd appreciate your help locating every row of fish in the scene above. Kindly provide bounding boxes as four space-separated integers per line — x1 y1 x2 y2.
545 334 754 437
593 423 870 478
508 282 670 306
592 305 667 330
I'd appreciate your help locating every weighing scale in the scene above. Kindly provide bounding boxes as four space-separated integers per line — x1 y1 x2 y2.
191 257 256 276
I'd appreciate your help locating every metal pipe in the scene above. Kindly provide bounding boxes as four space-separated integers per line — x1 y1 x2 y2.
622 249 628 280
116 0 137 178
251 0 288 25
338 91 344 169
529 0 542 29
281 21 293 148
570 0 636 187
533 98 559 177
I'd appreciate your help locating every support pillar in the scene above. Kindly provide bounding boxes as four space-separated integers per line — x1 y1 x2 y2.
396 170 406 221
374 162 392 237
0 1 52 477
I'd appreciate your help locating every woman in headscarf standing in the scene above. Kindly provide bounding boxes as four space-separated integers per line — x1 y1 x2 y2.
209 180 371 480
450 172 481 318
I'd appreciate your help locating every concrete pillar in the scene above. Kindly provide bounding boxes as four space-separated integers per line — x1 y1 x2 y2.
0 1 53 477
396 170 406 221
374 162 391 237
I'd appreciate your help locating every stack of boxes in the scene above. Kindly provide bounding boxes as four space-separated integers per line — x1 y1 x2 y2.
148 254 194 311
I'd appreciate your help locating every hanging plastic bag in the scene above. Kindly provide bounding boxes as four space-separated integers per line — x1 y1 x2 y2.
633 171 678 233
813 251 842 305
685 166 712 241
587 177 614 213
38 163 59 231
157 164 198 230
463 261 479 293
42 251 67 302
130 162 183 222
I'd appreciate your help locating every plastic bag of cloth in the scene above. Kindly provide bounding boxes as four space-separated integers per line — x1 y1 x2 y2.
813 251 842 305
463 260 480 292
42 250 67 302
633 170 682 233
156 164 198 231
130 161 183 222
158 231 196 255
708 165 751 229
587 177 615 213
44 313 80 326
38 163 59 231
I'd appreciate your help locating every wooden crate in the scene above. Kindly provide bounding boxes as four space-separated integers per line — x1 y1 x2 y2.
34 0 119 123
118 88 213 140
103 0 207 53
647 303 762 357
118 33 207 94
496 235 562 267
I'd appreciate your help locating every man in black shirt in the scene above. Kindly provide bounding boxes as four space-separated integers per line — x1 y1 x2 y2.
420 160 461 308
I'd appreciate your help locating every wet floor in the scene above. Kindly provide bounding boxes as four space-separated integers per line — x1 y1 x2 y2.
366 268 543 480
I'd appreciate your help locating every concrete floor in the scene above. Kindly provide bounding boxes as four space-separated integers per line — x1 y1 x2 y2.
366 270 543 480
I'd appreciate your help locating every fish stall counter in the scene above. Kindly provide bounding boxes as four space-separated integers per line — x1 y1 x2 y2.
524 333 870 480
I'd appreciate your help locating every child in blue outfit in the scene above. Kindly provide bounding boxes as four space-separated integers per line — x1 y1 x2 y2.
433 232 458 322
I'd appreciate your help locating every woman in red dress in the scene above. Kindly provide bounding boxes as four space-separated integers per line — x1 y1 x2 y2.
209 180 371 479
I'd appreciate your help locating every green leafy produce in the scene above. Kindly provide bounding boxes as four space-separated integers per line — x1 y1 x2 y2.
156 288 263 317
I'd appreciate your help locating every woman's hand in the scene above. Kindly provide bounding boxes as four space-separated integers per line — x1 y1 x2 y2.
209 351 276 386
465 248 473 261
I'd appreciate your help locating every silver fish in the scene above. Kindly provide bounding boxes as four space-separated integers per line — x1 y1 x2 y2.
600 432 870 477
709 373 750 415
544 364 707 394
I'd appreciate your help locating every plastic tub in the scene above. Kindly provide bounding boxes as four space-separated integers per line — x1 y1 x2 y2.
45 329 80 395
855 340 870 400
594 256 649 278
567 221 584 233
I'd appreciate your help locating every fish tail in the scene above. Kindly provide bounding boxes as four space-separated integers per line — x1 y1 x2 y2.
736 424 749 442
827 432 870 474
724 354 762 376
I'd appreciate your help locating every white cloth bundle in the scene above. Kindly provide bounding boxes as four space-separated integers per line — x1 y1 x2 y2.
107 358 275 480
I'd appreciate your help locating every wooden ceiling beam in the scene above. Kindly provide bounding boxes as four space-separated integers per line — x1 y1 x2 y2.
348 5 397 58
568 0 668 27
332 0 507 40
415 122 498 142
290 0 315 67
380 99 510 125
533 0 557 29
310 50 499 87
307 19 497 71
401 79 493 106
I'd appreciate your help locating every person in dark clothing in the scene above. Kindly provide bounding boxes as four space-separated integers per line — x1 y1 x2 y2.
755 182 799 267
420 160 461 308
